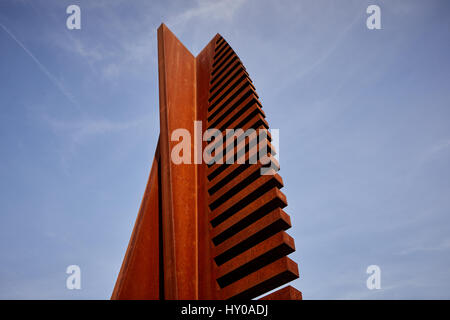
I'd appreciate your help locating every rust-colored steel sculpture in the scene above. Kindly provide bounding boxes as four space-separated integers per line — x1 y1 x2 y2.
111 24 301 300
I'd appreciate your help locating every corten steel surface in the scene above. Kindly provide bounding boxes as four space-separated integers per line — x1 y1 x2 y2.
111 24 301 300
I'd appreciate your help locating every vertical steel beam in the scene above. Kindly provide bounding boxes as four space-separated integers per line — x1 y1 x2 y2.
157 24 198 300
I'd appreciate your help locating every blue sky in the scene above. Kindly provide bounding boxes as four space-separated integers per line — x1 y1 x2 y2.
0 0 449 299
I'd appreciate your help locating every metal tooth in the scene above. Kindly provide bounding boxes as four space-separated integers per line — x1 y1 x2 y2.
209 71 250 108
220 256 299 300
210 56 240 85
209 173 284 226
209 65 249 102
216 231 295 288
212 46 234 69
208 96 265 131
111 24 301 301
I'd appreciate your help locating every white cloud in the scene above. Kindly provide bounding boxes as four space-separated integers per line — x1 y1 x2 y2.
399 238 450 256
167 0 247 27
428 139 450 157
45 116 147 144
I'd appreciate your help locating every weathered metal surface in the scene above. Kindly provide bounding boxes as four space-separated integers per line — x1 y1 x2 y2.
157 24 198 300
112 24 301 300
220 256 299 300
111 144 161 299
196 32 221 300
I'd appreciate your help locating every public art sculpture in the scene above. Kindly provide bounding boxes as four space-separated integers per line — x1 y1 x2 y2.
111 24 302 300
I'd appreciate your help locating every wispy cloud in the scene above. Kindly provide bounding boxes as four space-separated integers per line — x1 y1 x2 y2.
44 116 148 145
399 238 450 256
167 0 247 27
0 21 79 109
271 11 363 96
42 114 151 175
425 139 450 159
71 38 104 62
35 0 246 82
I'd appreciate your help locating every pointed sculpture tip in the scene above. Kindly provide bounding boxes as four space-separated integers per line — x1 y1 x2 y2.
159 23 174 33
157 23 175 38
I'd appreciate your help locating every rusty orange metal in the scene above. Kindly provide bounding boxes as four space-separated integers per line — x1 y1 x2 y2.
111 23 301 300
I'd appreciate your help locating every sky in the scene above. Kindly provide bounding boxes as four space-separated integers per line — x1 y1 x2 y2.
0 0 450 299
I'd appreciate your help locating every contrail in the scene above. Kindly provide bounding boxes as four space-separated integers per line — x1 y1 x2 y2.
0 22 79 109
